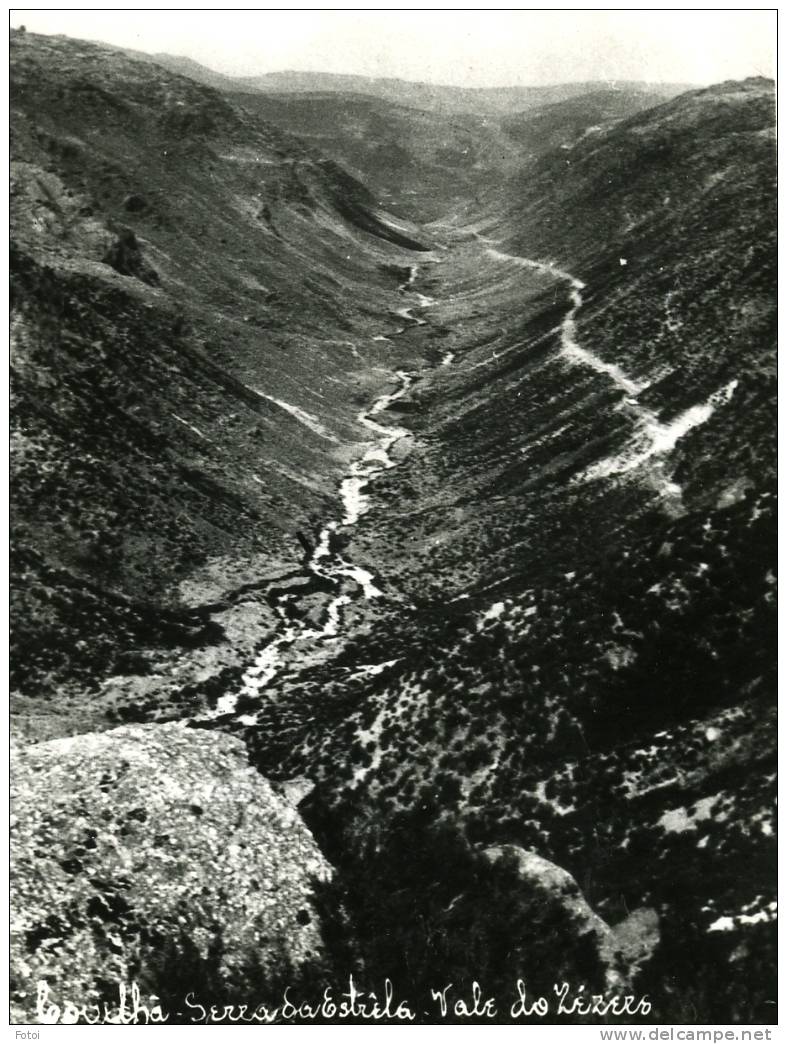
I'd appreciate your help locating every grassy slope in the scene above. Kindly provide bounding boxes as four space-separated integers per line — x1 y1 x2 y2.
228 85 683 223
229 90 520 221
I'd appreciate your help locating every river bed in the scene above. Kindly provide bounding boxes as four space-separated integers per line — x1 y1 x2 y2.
202 264 448 721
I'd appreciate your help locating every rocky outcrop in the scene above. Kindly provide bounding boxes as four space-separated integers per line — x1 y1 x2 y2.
101 227 159 285
122 193 148 213
482 845 659 990
10 724 332 1023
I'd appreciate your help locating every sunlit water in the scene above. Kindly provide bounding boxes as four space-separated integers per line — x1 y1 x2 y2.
204 263 446 720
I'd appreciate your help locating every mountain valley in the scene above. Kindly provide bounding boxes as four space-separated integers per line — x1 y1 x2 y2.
9 29 776 1025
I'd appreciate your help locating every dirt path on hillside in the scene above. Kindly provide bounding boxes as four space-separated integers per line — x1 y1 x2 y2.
482 241 738 508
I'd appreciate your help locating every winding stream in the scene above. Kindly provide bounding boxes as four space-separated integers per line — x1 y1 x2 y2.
203 265 446 721
394 263 437 330
201 235 739 723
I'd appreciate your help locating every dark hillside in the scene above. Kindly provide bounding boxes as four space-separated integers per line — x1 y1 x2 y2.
496 77 776 461
499 87 678 155
229 90 520 221
230 85 682 223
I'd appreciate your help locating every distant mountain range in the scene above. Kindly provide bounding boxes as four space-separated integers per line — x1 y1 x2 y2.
126 47 693 115
230 69 693 115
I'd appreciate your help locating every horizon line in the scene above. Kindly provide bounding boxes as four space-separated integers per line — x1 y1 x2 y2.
11 26 751 92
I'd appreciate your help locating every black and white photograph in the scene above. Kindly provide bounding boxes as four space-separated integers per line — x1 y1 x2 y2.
8 7 777 1029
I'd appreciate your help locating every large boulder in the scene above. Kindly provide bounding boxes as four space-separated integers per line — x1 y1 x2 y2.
101 227 159 285
482 845 659 991
11 723 332 1023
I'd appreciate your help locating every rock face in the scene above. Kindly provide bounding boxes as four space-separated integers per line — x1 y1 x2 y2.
10 724 332 1023
482 845 659 991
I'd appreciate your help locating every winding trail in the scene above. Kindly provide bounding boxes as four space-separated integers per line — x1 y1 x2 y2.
483 244 738 504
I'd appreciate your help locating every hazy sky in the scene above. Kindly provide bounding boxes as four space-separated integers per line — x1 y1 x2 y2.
9 9 776 88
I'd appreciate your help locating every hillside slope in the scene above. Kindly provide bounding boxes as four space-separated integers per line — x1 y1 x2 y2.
229 84 686 222
208 79 776 1022
229 90 521 222
10 30 431 737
